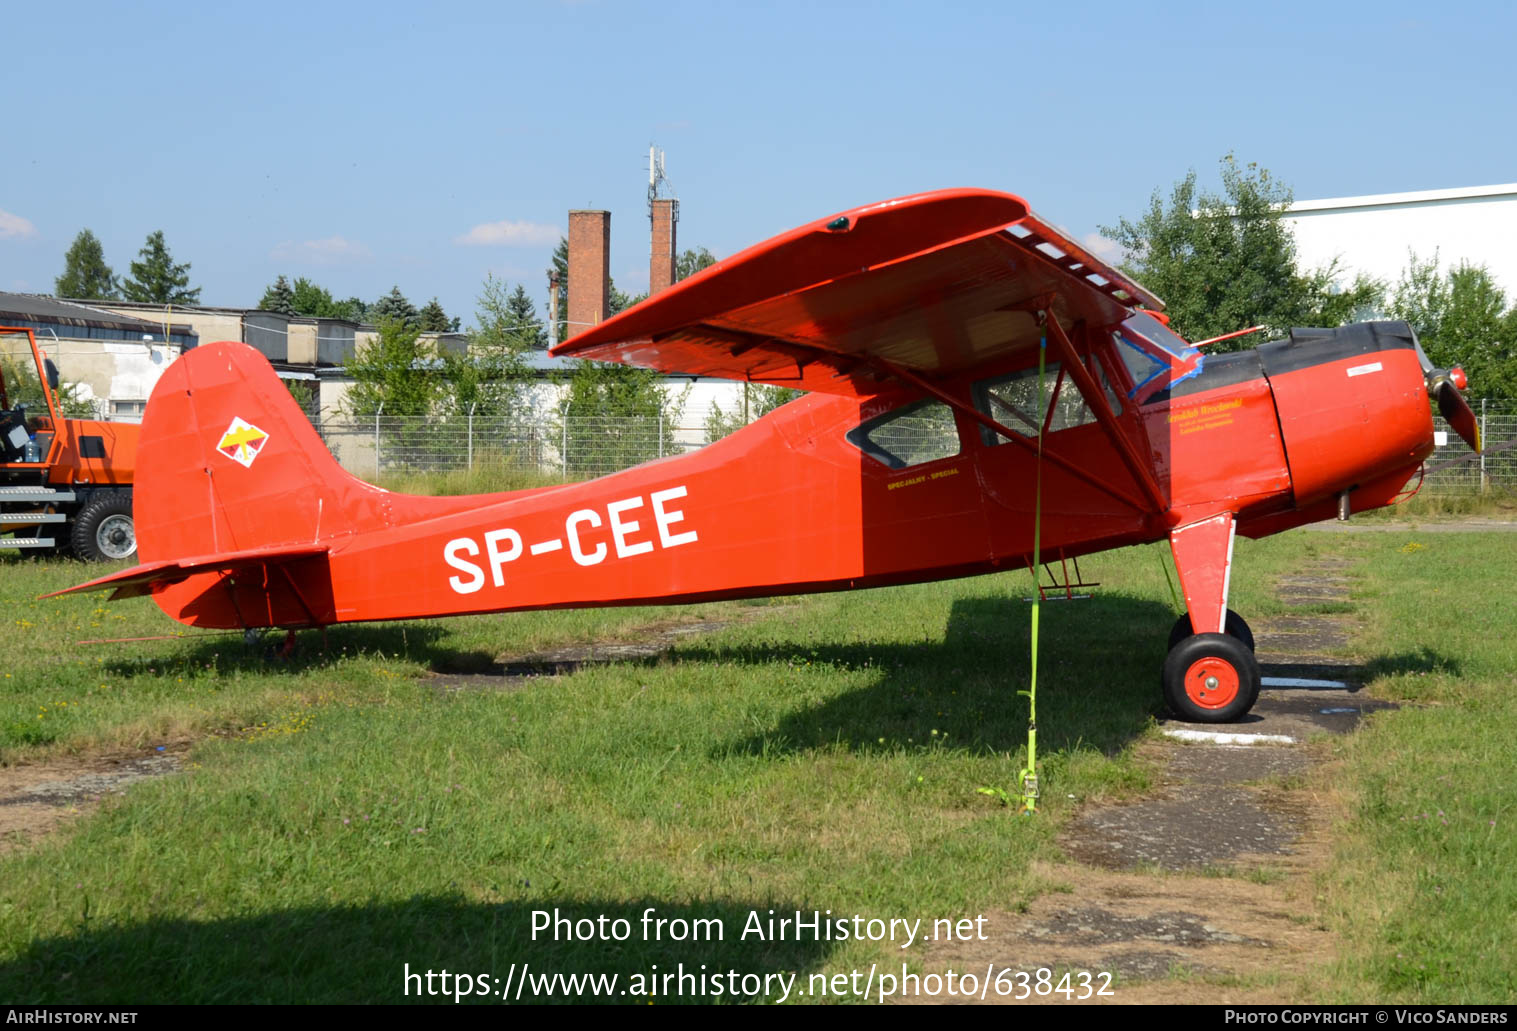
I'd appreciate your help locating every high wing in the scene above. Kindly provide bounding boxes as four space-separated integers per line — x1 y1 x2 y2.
551 188 1169 395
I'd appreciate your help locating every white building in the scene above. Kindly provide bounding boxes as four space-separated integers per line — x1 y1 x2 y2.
1283 183 1517 292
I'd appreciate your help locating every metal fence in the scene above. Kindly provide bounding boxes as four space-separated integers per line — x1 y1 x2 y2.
310 401 1517 493
317 415 704 480
1423 399 1517 493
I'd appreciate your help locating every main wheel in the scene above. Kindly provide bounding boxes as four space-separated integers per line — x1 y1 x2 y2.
71 492 136 561
1162 632 1261 724
1167 608 1255 652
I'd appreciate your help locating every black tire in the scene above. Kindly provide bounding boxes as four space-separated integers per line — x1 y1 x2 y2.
1167 608 1255 653
1162 632 1261 724
71 491 136 562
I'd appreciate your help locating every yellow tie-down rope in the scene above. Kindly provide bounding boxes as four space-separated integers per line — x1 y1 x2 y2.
1018 332 1047 816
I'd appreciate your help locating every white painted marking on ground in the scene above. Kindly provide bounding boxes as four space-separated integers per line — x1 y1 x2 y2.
529 539 564 556
1162 728 1297 746
1261 676 1350 689
1319 707 1359 715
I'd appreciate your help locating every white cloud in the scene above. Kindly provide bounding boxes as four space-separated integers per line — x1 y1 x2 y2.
1081 232 1127 266
0 209 37 239
454 219 560 247
269 236 371 264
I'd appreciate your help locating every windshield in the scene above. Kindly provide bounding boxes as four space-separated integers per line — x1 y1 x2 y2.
1113 312 1203 402
0 330 48 413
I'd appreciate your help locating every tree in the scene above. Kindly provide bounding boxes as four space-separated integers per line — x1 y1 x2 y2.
371 286 419 329
342 318 439 420
291 277 338 317
260 275 296 314
55 230 118 300
704 383 803 442
549 238 569 343
1388 252 1517 399
419 297 452 333
1102 155 1381 346
676 246 717 282
505 284 547 350
442 274 535 418
561 360 685 476
121 230 201 305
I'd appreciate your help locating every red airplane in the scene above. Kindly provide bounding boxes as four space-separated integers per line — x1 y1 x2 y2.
52 189 1480 723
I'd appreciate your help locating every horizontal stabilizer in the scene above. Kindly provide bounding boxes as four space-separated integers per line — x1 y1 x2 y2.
44 543 329 601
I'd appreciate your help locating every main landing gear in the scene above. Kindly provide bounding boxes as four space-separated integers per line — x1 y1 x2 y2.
1162 513 1262 724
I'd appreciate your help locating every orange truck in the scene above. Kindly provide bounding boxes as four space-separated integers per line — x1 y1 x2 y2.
1 326 139 560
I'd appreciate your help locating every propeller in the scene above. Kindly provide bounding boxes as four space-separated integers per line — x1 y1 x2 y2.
1413 332 1481 452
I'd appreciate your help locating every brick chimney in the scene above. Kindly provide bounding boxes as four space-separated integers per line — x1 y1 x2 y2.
650 198 678 295
567 209 610 336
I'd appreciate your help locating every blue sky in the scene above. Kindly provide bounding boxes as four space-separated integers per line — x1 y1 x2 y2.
3 0 1513 328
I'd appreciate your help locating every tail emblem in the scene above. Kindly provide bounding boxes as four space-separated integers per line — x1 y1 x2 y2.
217 417 270 469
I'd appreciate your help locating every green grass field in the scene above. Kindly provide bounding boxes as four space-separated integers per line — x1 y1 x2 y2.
0 524 1512 1003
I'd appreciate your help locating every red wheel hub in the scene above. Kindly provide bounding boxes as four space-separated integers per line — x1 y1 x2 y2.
1183 656 1241 710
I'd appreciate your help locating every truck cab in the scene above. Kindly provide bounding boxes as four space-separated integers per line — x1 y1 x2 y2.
1 326 139 560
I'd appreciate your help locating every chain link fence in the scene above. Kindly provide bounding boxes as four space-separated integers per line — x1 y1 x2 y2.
310 401 1517 493
316 415 703 480
1424 399 1517 493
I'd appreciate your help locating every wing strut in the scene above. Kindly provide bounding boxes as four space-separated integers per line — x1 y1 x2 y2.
1043 317 1168 513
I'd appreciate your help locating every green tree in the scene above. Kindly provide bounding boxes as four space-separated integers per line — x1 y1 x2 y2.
121 230 201 305
1102 155 1380 346
1388 252 1517 399
704 383 803 442
260 275 296 314
371 286 419 329
341 318 438 419
292 277 338 317
505 283 547 350
419 297 452 332
549 238 569 343
55 230 118 300
442 274 535 418
676 246 717 282
560 360 685 476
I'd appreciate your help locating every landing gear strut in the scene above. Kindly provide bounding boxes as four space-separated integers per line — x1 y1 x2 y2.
1164 512 1262 723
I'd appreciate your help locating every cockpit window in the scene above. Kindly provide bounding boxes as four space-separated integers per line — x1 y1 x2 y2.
973 363 1110 446
847 400 961 469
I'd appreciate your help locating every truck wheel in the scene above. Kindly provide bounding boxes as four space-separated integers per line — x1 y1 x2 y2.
1162 632 1261 724
72 492 136 561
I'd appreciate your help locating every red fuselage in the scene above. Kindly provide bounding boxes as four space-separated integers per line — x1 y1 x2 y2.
130 321 1434 630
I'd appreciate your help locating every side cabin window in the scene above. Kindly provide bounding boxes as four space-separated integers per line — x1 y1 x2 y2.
973 361 1121 447
847 400 961 469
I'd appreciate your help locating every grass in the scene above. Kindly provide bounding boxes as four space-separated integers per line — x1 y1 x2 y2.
0 522 1513 1003
1355 486 1517 521
373 459 569 498
1314 531 1517 1003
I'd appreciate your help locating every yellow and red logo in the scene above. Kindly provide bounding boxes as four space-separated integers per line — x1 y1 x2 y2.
217 417 270 469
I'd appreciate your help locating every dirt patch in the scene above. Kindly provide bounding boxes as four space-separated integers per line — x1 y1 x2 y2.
0 747 186 854
911 857 1336 1005
427 607 795 693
